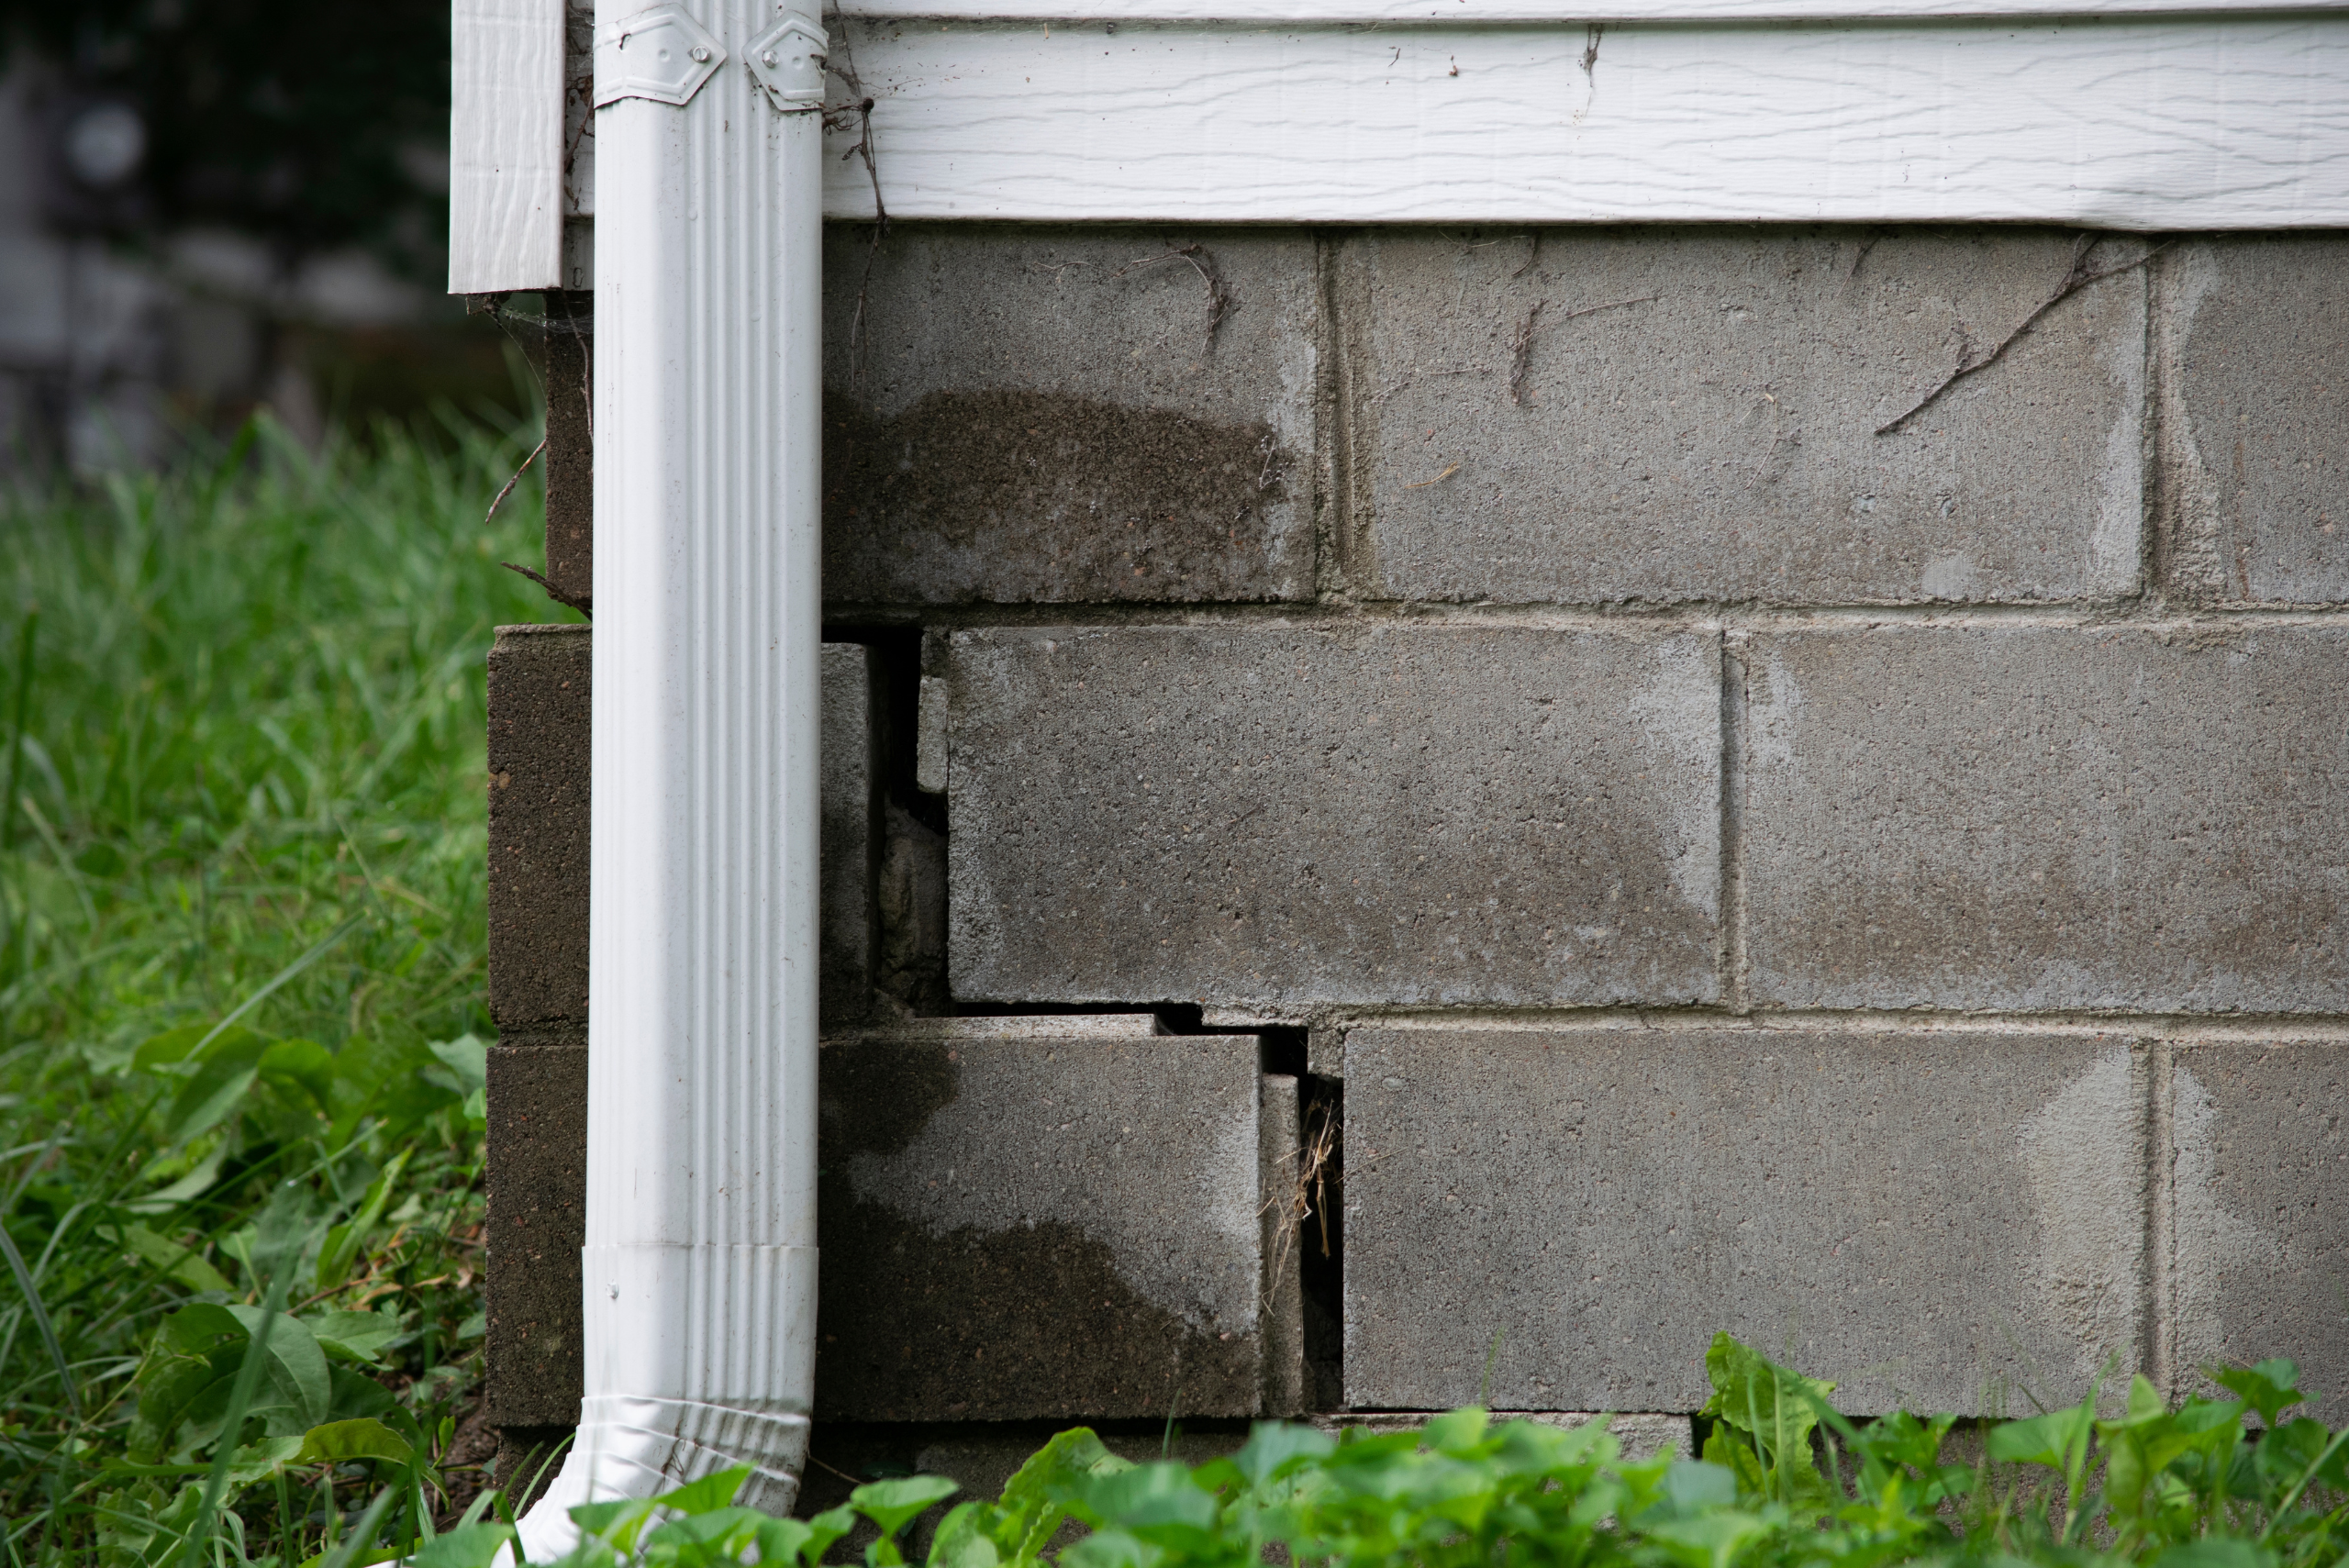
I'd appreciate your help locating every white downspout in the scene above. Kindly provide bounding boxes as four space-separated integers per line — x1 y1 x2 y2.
514 1 826 1557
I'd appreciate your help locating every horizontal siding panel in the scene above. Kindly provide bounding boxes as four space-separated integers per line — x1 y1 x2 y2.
815 16 2349 226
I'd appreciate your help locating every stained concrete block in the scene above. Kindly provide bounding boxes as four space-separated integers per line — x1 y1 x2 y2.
485 1039 588 1428
1343 1027 2149 1415
2169 1040 2349 1425
821 643 879 1028
822 225 1316 606
1743 627 2349 1012
815 1018 1282 1421
1338 228 2145 606
2163 238 2349 604
487 625 592 1029
948 625 1721 1008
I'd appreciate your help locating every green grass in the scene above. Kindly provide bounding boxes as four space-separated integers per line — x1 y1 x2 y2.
0 411 577 1564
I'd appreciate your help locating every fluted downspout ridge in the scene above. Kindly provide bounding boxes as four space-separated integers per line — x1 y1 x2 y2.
513 1 824 1556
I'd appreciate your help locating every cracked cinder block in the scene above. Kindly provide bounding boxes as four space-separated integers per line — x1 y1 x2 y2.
2169 1040 2349 1425
1337 228 2145 606
2163 238 2349 604
815 1018 1297 1421
947 625 1721 1009
487 625 592 1030
1343 1026 2149 1416
1743 627 2349 1013
485 1039 587 1429
822 225 1317 606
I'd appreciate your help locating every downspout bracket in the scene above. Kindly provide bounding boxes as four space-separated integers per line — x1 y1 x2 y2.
746 15 829 109
594 6 726 108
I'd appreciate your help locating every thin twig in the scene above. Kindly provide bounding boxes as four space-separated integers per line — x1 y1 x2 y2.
1118 242 1235 355
483 438 548 528
499 562 592 618
1876 237 2173 436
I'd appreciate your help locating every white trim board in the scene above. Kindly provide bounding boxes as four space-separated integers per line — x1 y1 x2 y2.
835 1 2344 17
450 0 564 292
817 15 2349 227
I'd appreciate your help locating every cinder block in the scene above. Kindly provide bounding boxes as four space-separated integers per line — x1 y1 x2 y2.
815 1018 1285 1421
821 643 879 1029
2164 238 2349 604
485 1039 588 1429
822 225 1316 606
1260 1073 1308 1418
1343 1027 2149 1415
541 291 593 612
2169 1040 2349 1425
484 629 878 1029
1743 627 2349 1012
1337 228 2145 606
948 625 1720 1008
487 625 592 1029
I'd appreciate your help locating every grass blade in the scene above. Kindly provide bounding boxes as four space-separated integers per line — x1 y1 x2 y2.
0 1219 77 1418
185 910 371 1061
1 612 33 853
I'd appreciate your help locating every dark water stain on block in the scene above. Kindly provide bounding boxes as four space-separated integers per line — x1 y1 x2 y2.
824 388 1300 605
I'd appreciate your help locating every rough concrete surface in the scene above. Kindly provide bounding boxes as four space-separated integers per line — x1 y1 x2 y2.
2169 1040 2349 1425
2163 238 2349 604
486 625 592 1029
821 643 878 1028
814 1022 1271 1420
1338 228 2145 606
540 291 593 611
821 225 1316 605
485 1039 588 1428
1260 1073 1308 1418
948 625 1721 1008
1343 1027 2149 1415
1743 627 2349 1012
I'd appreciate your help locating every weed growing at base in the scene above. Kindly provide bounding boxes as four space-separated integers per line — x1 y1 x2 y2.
448 1333 2349 1568
0 416 575 1563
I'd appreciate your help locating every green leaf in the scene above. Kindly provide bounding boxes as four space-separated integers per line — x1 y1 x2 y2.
1644 1509 1773 1568
294 1417 414 1467
754 1516 817 1568
306 1308 404 1364
120 1139 230 1215
218 1305 332 1431
1061 1528 1163 1568
1421 1407 1491 1455
428 1034 488 1094
994 1427 1130 1561
406 1522 518 1568
316 1150 409 1293
796 1504 861 1568
1230 1421 1335 1485
2151 1540 2278 1568
852 1474 961 1540
119 1223 233 1294
658 1465 753 1517
1083 1463 1218 1541
258 1038 337 1112
1987 1399 2098 1472
2211 1359 2306 1429
158 1029 273 1148
927 1504 1003 1568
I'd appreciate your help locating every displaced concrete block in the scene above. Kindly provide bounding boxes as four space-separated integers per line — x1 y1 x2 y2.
821 643 879 1029
485 1039 588 1429
2163 238 2349 604
822 225 1317 606
815 1018 1287 1421
487 625 592 1030
2169 1040 2349 1425
948 625 1721 1008
1343 1026 2149 1415
1260 1073 1308 1419
1743 627 2349 1013
1337 228 2145 606
484 629 878 1029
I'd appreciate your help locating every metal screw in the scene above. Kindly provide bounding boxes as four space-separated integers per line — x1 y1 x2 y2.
762 49 778 65
689 44 710 61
